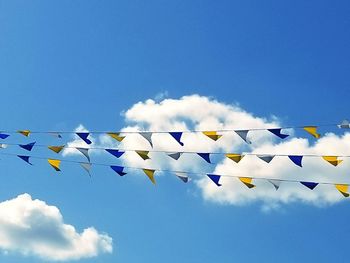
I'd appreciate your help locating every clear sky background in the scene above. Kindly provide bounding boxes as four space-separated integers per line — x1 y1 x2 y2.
0 1 349 262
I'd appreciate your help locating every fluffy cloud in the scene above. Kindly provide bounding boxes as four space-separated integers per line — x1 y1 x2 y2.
0 193 112 261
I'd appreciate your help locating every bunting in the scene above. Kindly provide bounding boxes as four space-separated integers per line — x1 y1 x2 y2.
107 132 125 142
169 132 184 146
48 145 65 154
303 126 321 139
76 132 92 145
257 155 275 163
203 131 222 141
268 128 289 139
110 165 127 176
19 142 36 152
0 144 7 149
48 159 61 171
80 162 92 176
18 130 31 137
339 120 350 129
206 174 222 186
288 155 303 167
0 133 10 139
140 132 153 147
167 152 182 160
238 177 255 188
235 130 251 144
322 156 343 167
300 181 318 190
174 172 189 183
197 153 211 163
105 149 125 158
226 153 244 163
136 150 150 160
335 184 349 197
268 179 281 190
17 155 32 165
76 148 90 162
142 169 156 184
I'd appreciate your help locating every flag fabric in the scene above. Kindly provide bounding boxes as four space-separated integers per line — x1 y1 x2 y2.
239 177 255 188
143 169 156 184
174 172 189 183
167 152 182 160
288 155 303 167
235 130 251 144
338 120 350 129
303 126 321 138
268 179 281 190
169 132 184 146
202 131 222 141
17 155 32 165
300 181 319 190
105 149 125 158
80 162 92 176
322 156 343 167
110 165 127 176
0 133 10 139
48 159 61 171
76 148 90 162
206 174 222 186
19 142 36 151
140 132 153 147
48 145 65 154
136 150 150 160
76 132 92 144
226 153 244 163
335 184 349 197
18 130 31 137
257 155 275 163
107 132 125 142
267 128 289 139
197 153 211 163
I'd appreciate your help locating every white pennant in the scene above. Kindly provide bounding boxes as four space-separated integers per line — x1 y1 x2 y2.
235 130 251 144
80 162 92 176
257 155 275 163
268 179 281 190
167 152 183 160
140 132 153 147
175 172 190 183
76 148 90 162
339 120 350 129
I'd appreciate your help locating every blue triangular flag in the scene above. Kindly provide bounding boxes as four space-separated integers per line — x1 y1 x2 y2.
169 132 184 146
207 174 222 186
268 129 289 139
288 155 303 167
76 132 92 145
19 142 36 151
0 133 9 139
17 155 32 165
110 165 127 176
197 153 211 163
300 181 318 190
105 149 125 158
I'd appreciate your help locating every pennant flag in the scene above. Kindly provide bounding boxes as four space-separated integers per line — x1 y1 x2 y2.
48 132 62 138
0 144 7 149
19 142 36 152
338 120 350 129
202 131 222 141
239 177 255 188
167 152 182 160
110 165 127 176
107 132 125 142
175 172 189 183
268 179 281 190
76 148 90 162
300 181 319 190
268 128 289 139
80 162 92 176
169 132 184 146
0 133 9 139
288 155 303 167
335 184 349 197
48 145 65 154
235 130 251 144
143 169 156 185
18 130 31 137
76 132 92 144
303 126 321 139
48 159 61 171
322 156 343 167
140 132 153 147
257 155 275 163
206 174 222 186
197 153 211 163
226 153 244 163
105 149 125 158
136 150 150 160
17 155 32 165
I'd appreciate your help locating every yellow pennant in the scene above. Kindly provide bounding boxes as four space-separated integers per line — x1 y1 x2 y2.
136 150 150 160
303 126 321 139
48 159 61 171
226 153 244 163
335 184 349 197
322 156 343 167
107 132 125 142
202 131 222 141
238 177 255 188
142 169 156 185
48 145 65 154
18 130 31 137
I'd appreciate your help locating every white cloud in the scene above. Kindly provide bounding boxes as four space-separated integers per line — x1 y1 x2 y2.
0 193 112 261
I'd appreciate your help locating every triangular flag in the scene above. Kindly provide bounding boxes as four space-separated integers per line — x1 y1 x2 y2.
17 155 32 165
206 174 222 186
226 153 244 163
167 152 183 160
105 149 125 158
143 169 156 184
197 153 211 163
235 130 251 144
257 155 275 163
338 120 350 129
76 148 90 162
288 155 303 167
48 159 61 171
268 179 281 190
107 132 125 142
48 132 62 138
19 142 36 151
202 131 222 141
303 126 321 139
239 177 255 188
0 144 7 149
0 133 10 139
110 165 127 176
268 128 289 139
300 181 318 190
335 184 349 197
322 156 343 167
76 132 92 144
140 132 153 147
48 145 65 154
175 172 189 183
169 132 184 146
136 150 150 160
80 162 92 177
18 130 31 137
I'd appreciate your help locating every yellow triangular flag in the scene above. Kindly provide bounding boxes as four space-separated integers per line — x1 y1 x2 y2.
48 159 61 171
335 184 349 197
136 150 150 160
238 177 255 188
202 131 222 141
107 132 125 142
143 169 156 184
322 156 343 167
48 145 65 154
18 130 31 137
303 126 321 138
226 153 244 163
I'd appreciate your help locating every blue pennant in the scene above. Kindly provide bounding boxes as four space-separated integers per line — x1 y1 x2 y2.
207 174 222 186
268 129 289 139
288 155 303 167
76 132 92 144
19 142 36 151
110 165 127 176
197 153 211 163
17 155 32 165
300 181 318 190
169 132 184 146
105 149 125 158
0 133 9 139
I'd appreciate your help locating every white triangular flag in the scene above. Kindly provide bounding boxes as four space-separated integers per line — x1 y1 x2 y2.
257 155 275 163
268 179 281 190
80 162 92 176
140 132 153 147
235 130 251 144
76 148 90 162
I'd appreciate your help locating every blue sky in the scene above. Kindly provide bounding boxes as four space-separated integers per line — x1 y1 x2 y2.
0 1 349 262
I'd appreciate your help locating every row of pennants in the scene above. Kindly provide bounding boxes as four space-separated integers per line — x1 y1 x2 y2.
1 119 350 146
